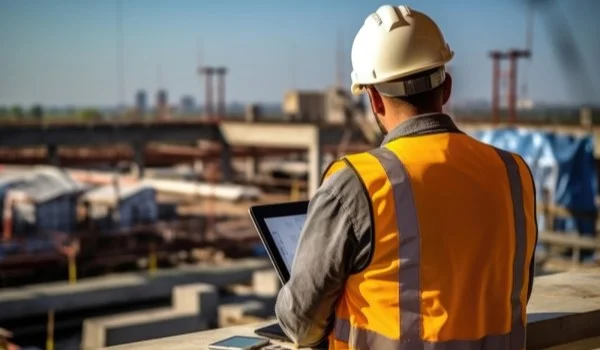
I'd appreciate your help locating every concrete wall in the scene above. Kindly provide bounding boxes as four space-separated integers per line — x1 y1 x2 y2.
0 259 270 322
82 269 280 349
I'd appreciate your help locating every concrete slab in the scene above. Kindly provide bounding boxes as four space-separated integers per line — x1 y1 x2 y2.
526 272 600 349
219 300 268 328
252 269 280 297
81 283 219 349
102 271 600 350
0 259 270 321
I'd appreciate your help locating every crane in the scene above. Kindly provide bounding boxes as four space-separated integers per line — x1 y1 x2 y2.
524 0 596 103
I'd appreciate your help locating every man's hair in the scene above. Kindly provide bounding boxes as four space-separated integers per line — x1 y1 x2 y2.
387 67 444 111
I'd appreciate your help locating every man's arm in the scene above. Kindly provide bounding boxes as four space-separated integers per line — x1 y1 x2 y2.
526 184 538 303
274 169 370 347
519 155 538 303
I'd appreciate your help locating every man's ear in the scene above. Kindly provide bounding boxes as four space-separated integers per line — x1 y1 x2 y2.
366 86 385 115
442 73 452 105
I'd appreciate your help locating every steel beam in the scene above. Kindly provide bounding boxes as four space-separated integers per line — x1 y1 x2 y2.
0 123 222 147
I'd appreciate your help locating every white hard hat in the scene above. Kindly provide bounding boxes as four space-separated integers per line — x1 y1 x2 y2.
350 5 454 96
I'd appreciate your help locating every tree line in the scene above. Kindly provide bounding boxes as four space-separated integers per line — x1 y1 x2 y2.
0 105 104 122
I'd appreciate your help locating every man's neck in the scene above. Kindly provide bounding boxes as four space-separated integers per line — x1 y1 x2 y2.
385 108 442 132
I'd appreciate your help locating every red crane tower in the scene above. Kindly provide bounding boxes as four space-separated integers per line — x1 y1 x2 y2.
488 49 530 123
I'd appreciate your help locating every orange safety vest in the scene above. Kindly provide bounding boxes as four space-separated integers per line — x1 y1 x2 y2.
321 132 537 350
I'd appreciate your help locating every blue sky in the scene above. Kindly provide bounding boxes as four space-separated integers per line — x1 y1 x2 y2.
1 0 598 107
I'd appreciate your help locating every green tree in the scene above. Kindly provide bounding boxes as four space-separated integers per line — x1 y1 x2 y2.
30 104 44 121
10 105 24 119
78 108 103 122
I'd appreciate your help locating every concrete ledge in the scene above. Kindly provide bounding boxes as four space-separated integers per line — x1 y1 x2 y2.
0 259 269 321
526 272 600 349
83 308 208 349
102 271 600 350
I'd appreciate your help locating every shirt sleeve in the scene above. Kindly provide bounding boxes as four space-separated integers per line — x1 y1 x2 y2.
274 169 367 347
516 154 538 304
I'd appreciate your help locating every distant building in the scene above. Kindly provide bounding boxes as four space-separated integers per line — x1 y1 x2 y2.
180 95 196 114
324 87 356 125
135 90 147 116
156 90 168 119
156 90 168 108
283 88 362 124
283 90 326 122
517 99 535 110
80 183 158 231
9 167 87 235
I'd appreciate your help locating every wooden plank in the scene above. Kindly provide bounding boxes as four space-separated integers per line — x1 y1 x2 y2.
539 232 600 250
537 205 598 220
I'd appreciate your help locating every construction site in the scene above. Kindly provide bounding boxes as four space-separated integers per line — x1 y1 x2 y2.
1 1 600 349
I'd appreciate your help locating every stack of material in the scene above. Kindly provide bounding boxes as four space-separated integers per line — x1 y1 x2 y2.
471 128 598 263
141 178 261 201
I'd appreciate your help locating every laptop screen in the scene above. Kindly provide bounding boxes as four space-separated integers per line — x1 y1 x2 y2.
263 214 307 273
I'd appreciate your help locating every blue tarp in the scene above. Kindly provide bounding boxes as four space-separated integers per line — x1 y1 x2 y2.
470 128 598 260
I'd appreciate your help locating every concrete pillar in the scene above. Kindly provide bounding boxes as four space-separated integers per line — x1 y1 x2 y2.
193 160 204 174
245 156 258 181
172 283 219 327
219 139 233 183
47 144 59 166
245 104 259 122
133 142 145 179
307 128 323 197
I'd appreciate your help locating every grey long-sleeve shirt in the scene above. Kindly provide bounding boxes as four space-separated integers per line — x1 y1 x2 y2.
274 113 538 347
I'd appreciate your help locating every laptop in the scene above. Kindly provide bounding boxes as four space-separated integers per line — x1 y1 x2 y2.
248 200 309 343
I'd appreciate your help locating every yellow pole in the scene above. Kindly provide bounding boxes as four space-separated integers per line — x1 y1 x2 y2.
148 243 157 276
68 254 77 284
290 178 300 201
46 309 54 350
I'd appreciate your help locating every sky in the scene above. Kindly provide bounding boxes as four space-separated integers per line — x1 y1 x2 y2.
0 0 599 108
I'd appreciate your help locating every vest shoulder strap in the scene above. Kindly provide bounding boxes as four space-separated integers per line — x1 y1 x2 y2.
343 150 390 188
322 149 391 187
320 158 348 185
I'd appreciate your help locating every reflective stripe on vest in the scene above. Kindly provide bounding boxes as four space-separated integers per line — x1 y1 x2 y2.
332 146 527 350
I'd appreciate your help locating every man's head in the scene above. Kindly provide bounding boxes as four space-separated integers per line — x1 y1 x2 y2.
350 5 454 135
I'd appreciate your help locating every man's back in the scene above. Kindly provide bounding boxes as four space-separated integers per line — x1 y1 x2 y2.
323 117 536 347
381 131 536 339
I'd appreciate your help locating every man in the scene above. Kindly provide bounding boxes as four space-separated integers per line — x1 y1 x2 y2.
274 4 538 350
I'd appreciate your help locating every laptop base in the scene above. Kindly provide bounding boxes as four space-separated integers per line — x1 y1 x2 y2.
254 323 291 342
254 323 329 349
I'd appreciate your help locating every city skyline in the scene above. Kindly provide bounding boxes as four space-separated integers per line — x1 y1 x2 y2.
1 0 599 107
